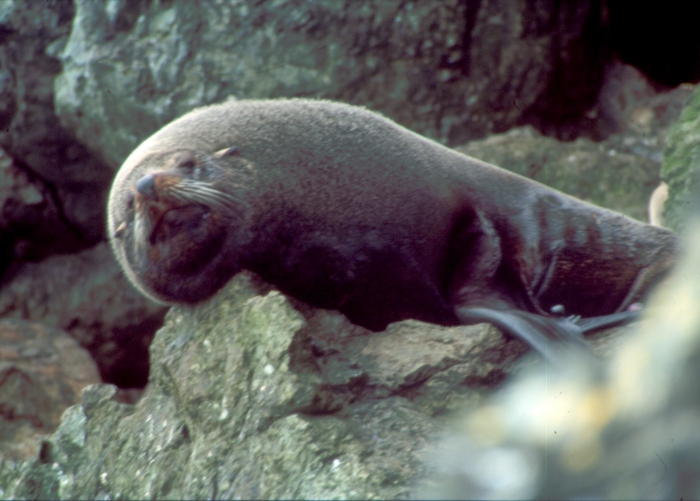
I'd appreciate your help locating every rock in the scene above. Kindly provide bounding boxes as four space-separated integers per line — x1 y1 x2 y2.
0 270 638 499
458 63 695 223
0 0 112 251
0 243 167 388
0 147 89 269
55 0 623 170
0 0 693 280
459 126 659 222
0 319 100 463
608 2 700 87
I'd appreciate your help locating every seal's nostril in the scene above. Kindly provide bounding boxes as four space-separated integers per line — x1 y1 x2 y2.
136 174 157 200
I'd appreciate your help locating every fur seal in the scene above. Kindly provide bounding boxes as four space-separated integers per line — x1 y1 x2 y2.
108 99 678 360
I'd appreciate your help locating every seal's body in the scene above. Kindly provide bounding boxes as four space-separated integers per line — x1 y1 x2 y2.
108 99 677 357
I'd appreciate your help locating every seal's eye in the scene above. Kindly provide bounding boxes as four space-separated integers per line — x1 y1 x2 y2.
172 152 197 171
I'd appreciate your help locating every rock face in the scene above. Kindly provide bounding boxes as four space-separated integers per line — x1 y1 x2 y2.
460 127 660 222
0 271 635 499
0 147 84 271
3 0 669 279
0 0 112 257
460 64 695 223
1 0 694 280
0 243 167 388
0 319 100 462
54 0 618 170
0 0 692 392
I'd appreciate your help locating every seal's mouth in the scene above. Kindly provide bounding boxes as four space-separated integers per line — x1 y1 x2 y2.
132 171 239 248
134 197 226 277
150 204 211 244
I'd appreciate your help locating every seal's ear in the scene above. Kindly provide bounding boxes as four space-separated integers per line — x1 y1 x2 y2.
213 146 238 158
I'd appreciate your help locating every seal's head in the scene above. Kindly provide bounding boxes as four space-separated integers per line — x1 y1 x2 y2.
108 144 252 304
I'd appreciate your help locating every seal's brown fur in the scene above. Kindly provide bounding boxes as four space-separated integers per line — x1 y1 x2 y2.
108 99 677 352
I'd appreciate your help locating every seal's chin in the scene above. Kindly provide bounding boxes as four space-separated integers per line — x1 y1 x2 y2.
141 203 226 277
151 205 211 244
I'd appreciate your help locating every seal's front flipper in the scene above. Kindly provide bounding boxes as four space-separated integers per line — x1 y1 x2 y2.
455 307 594 365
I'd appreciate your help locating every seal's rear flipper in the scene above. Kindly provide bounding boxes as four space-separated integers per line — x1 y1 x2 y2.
455 307 593 365
456 307 643 365
573 309 641 333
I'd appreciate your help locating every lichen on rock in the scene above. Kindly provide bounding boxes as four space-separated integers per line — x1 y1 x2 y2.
0 270 543 499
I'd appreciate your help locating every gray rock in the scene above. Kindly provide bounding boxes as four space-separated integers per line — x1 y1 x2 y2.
458 126 659 222
0 0 112 248
0 242 167 387
0 147 89 265
55 0 614 170
458 64 695 223
0 318 100 463
0 1 693 495
0 269 638 499
0 0 687 275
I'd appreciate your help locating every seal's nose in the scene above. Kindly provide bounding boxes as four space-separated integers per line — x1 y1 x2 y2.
136 174 157 200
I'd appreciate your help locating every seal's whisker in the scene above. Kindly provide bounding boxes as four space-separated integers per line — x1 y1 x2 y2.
187 193 220 206
172 190 238 211
173 183 241 208
135 174 241 210
178 186 224 198
177 186 225 201
198 194 239 210
179 183 239 202
168 192 191 204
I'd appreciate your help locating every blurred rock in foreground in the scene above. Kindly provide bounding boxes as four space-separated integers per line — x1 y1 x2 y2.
417 219 700 500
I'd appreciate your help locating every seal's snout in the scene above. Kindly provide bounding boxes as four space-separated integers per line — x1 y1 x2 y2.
136 174 157 200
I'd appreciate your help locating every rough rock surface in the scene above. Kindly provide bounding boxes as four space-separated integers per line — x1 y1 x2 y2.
0 0 112 256
0 0 693 281
0 147 87 272
459 64 695 223
0 243 167 388
0 319 100 462
460 127 659 222
0 271 635 499
55 0 617 170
